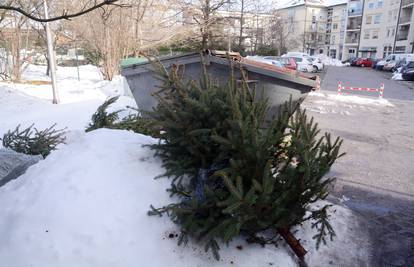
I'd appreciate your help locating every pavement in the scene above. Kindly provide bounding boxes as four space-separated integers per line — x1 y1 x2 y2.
302 66 414 267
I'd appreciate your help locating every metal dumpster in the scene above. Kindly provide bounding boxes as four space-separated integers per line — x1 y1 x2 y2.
121 51 317 115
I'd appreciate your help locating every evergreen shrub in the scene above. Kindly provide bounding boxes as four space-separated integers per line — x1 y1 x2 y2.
147 59 344 261
1 124 66 158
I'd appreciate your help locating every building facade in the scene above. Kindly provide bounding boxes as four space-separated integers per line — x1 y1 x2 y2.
394 0 414 54
278 0 414 60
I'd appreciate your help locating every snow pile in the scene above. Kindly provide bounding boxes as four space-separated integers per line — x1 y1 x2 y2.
308 91 394 107
0 129 370 267
6 64 132 104
315 54 345 67
392 72 403 80
392 68 403 80
0 64 135 137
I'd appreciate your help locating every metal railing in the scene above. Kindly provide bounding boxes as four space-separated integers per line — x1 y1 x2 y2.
402 0 414 7
399 16 412 24
396 34 409 41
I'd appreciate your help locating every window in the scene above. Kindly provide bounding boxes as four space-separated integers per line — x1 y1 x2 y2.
332 35 336 44
364 31 370 39
366 15 372 24
318 35 323 42
383 46 388 58
387 27 395 38
368 1 375 9
333 23 338 29
349 49 356 54
395 46 406 53
372 30 379 39
377 0 383 8
374 14 382 24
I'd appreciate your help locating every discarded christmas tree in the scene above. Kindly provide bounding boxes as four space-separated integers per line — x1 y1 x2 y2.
148 58 344 263
1 124 66 158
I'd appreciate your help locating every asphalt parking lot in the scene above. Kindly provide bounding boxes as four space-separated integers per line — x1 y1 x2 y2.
320 65 414 101
303 65 414 267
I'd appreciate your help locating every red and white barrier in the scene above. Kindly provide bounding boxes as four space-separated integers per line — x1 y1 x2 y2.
338 81 384 98
315 76 321 91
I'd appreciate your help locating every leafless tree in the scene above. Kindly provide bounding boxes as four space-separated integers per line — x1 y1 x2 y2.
68 0 185 80
267 11 299 56
179 0 229 49
0 0 124 23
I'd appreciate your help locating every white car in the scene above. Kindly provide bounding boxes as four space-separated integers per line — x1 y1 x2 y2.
245 56 284 68
308 56 324 71
282 55 314 72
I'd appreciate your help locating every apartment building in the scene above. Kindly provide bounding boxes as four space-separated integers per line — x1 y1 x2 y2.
343 0 363 59
278 0 414 60
326 3 348 59
277 2 331 55
395 0 414 54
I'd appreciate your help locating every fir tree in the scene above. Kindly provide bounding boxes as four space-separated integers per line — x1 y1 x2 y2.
148 56 344 263
1 124 66 157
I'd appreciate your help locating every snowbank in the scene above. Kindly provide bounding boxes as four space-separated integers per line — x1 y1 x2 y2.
315 54 345 67
309 91 394 107
0 64 135 137
392 68 403 80
5 64 133 104
0 128 371 267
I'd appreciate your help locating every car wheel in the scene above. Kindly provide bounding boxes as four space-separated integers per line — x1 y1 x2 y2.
313 66 318 72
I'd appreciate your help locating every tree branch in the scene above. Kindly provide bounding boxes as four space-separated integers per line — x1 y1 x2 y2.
0 0 123 23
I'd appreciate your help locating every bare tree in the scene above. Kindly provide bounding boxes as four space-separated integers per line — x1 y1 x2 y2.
69 0 185 80
180 0 228 49
267 11 299 56
0 0 124 23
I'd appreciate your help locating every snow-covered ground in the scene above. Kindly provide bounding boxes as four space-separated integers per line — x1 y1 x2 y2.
0 64 134 135
315 54 346 67
0 65 372 266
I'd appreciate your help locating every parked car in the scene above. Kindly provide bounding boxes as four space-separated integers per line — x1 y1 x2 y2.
263 56 297 70
401 61 414 80
349 57 360 66
285 52 310 58
308 56 324 71
355 58 373 67
371 58 381 69
383 60 397 71
245 56 284 68
282 56 314 72
376 54 414 70
394 58 407 71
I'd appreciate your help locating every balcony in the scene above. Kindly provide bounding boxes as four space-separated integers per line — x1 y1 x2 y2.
345 38 359 44
347 16 362 30
348 9 362 17
396 33 409 41
399 16 412 24
402 0 414 7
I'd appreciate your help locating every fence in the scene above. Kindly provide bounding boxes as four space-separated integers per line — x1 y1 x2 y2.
337 81 384 98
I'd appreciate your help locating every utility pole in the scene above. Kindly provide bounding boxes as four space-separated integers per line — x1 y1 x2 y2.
227 0 231 52
43 0 59 104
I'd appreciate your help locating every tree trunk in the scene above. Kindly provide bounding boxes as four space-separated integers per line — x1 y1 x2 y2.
201 0 210 50
277 227 307 260
238 0 245 48
12 27 22 82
